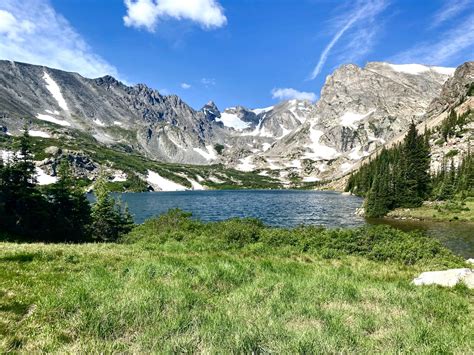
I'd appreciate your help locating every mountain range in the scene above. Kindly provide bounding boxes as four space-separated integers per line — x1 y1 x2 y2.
0 59 472 190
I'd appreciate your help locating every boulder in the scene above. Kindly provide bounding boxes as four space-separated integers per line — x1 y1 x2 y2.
413 268 473 288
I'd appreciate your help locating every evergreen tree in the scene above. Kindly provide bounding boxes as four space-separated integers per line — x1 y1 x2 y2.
91 172 133 242
46 159 92 242
365 165 392 218
0 127 50 239
398 122 430 207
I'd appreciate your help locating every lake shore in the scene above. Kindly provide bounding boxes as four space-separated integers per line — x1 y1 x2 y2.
385 200 474 222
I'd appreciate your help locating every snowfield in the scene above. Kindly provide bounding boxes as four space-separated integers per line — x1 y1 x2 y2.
29 130 51 138
193 145 217 161
93 119 106 126
146 170 186 191
388 63 455 76
37 113 71 127
304 127 340 160
236 156 255 172
43 72 69 111
340 110 374 129
216 112 251 130
35 167 58 185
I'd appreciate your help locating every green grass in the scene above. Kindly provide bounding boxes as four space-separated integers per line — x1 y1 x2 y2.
387 199 474 222
1 212 473 352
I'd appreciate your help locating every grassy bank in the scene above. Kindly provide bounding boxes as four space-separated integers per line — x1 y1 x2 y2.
386 199 474 222
1 212 473 352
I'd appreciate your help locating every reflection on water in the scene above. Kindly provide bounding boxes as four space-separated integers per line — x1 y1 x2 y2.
367 218 474 258
108 190 473 258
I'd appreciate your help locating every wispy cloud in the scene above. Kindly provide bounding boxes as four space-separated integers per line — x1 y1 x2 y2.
180 82 191 89
430 0 471 29
201 77 216 87
123 0 227 32
309 0 388 80
271 88 316 102
0 0 119 79
390 13 474 65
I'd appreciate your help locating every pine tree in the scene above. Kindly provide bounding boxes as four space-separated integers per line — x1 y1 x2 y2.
91 172 133 242
365 165 392 218
0 127 50 239
46 159 92 242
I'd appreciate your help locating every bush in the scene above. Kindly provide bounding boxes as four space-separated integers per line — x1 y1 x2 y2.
123 210 463 267
217 218 264 247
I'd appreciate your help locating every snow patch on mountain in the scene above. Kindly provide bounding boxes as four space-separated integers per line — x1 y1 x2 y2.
388 63 455 76
304 128 340 160
186 177 206 190
252 106 274 115
43 72 69 111
193 145 217 160
93 119 106 126
302 176 320 182
35 167 58 185
431 66 456 76
216 112 251 130
340 110 374 129
146 170 186 191
236 156 255 172
37 114 71 127
29 130 51 138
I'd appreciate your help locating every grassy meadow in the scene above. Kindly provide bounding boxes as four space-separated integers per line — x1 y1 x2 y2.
1 211 473 353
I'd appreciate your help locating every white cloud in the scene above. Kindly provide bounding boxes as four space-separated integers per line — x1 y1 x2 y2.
390 13 474 65
201 77 216 87
123 0 227 32
271 88 316 102
0 1 118 79
181 82 191 89
430 0 471 29
309 0 388 80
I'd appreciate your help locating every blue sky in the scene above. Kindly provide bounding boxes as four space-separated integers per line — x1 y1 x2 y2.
0 0 473 110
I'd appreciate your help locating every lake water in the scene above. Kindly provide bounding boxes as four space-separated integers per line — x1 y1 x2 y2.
115 190 473 258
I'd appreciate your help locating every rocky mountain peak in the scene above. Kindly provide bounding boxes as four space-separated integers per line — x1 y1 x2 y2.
426 61 474 117
94 75 122 87
201 101 221 121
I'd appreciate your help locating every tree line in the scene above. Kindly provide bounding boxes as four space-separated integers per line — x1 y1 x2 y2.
346 110 473 218
0 128 133 242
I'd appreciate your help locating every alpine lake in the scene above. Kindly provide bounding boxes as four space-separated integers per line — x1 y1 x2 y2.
110 190 474 258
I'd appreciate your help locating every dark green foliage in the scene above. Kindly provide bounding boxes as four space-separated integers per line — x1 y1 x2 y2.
347 122 431 216
214 143 225 155
0 129 132 243
432 152 474 201
0 128 52 240
91 173 134 242
106 173 148 192
440 109 471 142
124 209 462 267
44 160 92 242
467 82 474 96
348 109 473 217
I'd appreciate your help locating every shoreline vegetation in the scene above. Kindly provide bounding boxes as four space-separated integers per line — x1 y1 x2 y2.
385 199 474 222
1 210 473 352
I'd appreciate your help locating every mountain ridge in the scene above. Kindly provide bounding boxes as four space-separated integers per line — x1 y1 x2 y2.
1 59 470 189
